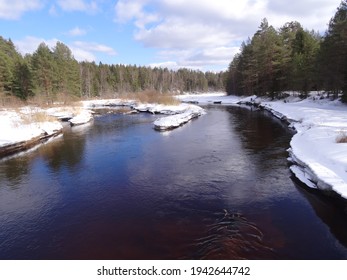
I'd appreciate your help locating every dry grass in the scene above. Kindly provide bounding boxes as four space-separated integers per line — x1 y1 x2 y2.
336 131 347 143
0 92 26 108
1 92 82 109
127 90 180 105
19 110 57 125
28 92 82 108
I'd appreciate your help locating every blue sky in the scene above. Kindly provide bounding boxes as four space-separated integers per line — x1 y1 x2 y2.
0 0 342 71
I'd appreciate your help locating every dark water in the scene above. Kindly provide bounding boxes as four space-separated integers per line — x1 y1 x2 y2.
1 106 347 260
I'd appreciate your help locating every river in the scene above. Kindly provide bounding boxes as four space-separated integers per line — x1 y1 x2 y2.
1 105 347 259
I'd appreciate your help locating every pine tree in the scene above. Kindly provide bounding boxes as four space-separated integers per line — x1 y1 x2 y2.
0 37 21 95
31 43 56 100
320 0 347 101
12 57 34 100
53 42 81 97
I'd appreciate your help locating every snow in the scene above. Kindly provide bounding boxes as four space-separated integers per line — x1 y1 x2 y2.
46 108 74 121
0 98 207 157
69 110 94 126
0 105 93 155
180 92 347 199
0 109 62 148
258 97 347 198
2 92 346 199
177 92 241 105
153 104 205 130
83 98 207 130
82 99 136 108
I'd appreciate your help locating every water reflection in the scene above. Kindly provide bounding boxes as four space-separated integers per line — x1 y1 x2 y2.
39 126 87 172
293 178 347 250
0 156 30 187
0 106 347 259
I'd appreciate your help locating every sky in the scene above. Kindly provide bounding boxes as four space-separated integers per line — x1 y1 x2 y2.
0 0 343 71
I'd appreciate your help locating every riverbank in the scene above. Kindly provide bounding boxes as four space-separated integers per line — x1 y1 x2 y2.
0 108 63 158
0 99 205 158
179 92 347 200
2 92 346 200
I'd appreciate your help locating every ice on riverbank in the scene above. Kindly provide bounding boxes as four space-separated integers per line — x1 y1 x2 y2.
83 98 207 130
177 92 241 105
0 97 207 157
153 104 206 130
181 92 347 199
69 110 94 126
260 97 347 198
0 109 62 157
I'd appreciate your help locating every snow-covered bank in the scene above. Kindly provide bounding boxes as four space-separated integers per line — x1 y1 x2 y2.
177 92 241 105
153 104 205 130
83 98 206 131
68 110 94 126
0 109 62 157
46 106 94 125
0 104 96 158
0 97 208 158
259 97 347 199
180 92 347 199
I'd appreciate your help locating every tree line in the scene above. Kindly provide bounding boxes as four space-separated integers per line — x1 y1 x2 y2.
225 0 347 102
0 39 225 102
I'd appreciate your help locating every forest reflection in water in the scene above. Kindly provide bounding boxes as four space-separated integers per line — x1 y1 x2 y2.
0 106 347 259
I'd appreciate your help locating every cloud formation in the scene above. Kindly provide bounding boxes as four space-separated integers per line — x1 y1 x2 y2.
115 0 341 70
14 36 117 62
0 0 43 20
2 0 342 70
72 41 117 56
14 36 59 55
67 27 87 37
56 0 99 13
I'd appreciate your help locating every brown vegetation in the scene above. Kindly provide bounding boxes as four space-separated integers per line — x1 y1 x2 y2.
336 131 347 143
0 92 26 108
19 110 57 125
127 90 180 105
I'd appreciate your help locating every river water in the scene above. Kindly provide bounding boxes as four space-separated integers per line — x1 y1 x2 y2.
1 106 347 259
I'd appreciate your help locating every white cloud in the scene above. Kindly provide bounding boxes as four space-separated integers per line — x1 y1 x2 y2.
57 0 99 13
72 41 117 56
14 36 59 55
265 0 340 32
149 61 180 70
67 27 87 37
115 0 342 70
14 36 116 62
49 5 58 16
115 0 159 28
0 0 43 20
152 47 239 70
115 0 145 22
69 47 96 62
182 47 240 67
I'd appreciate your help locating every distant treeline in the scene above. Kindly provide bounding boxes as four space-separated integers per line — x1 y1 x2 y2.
225 0 347 102
0 38 225 101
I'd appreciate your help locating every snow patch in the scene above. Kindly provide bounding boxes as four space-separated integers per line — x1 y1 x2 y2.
153 104 206 131
251 95 347 199
69 110 94 126
181 92 347 199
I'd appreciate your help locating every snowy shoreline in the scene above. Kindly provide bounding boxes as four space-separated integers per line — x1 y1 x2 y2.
258 97 347 200
179 92 347 200
0 99 205 158
1 93 346 200
82 99 206 131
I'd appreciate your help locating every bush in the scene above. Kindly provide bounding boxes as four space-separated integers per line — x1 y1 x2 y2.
336 131 347 143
